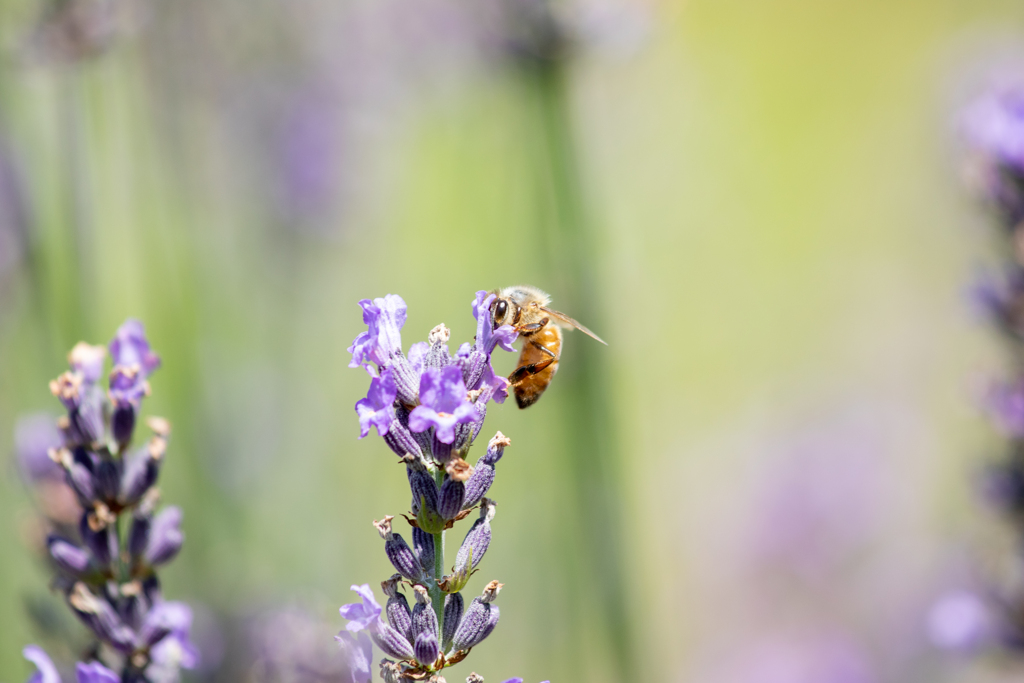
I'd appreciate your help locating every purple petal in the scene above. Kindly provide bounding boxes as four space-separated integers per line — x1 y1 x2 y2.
23 645 61 683
68 343 107 384
435 366 468 414
15 413 64 483
335 631 373 683
472 291 517 355
408 406 439 434
75 661 118 683
347 295 407 371
109 319 161 377
339 584 382 632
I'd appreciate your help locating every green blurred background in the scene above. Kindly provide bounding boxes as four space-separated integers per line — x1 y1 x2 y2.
2 0 1024 680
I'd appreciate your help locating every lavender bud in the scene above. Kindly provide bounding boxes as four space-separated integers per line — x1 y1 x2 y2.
462 433 509 510
68 583 136 652
375 516 423 582
383 417 423 459
75 387 107 446
48 536 91 575
466 674 485 683
407 459 443 533
413 527 435 577
110 405 136 445
137 600 191 649
450 582 502 653
437 477 465 521
95 458 121 503
443 592 464 651
390 355 421 407
414 631 440 667
129 512 151 560
455 499 495 573
144 506 183 566
119 438 164 505
79 512 115 567
54 447 96 505
370 620 415 660
411 585 439 643
382 574 414 644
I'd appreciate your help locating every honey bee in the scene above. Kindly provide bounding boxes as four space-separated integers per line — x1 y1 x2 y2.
490 285 606 409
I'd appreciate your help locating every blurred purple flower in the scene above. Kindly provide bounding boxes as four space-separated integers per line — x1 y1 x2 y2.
962 84 1024 223
334 631 372 683
276 94 343 224
0 139 29 279
984 378 1024 437
409 366 477 444
705 634 877 683
249 605 365 683
339 584 382 633
15 413 63 483
23 645 60 683
356 370 397 438
928 591 994 654
963 86 1024 173
109 319 161 377
74 661 119 683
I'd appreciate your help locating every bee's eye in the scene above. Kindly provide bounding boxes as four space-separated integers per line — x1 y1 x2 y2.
493 300 508 324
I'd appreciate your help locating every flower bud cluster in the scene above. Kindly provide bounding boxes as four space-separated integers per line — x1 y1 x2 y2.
20 320 196 683
340 292 521 680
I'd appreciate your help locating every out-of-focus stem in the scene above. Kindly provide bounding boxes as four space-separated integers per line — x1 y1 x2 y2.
521 58 637 680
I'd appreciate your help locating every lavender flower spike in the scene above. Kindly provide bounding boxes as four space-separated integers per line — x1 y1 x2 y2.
409 367 477 444
339 584 383 633
21 324 195 683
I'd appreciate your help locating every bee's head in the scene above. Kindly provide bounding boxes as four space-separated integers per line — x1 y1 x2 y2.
490 297 512 329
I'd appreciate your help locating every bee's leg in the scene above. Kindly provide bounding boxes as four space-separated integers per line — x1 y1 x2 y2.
514 317 550 334
508 356 556 387
527 338 557 358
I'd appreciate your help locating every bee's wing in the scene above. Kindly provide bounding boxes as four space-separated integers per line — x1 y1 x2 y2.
540 307 608 345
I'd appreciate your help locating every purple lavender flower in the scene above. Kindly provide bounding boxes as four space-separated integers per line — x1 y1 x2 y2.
928 591 994 654
75 661 119 683
348 295 408 374
962 84 1024 224
22 326 194 683
356 370 397 438
23 645 60 683
339 584 383 632
984 378 1024 437
409 367 477 444
344 291 524 678
334 631 373 683
109 320 161 377
15 413 64 483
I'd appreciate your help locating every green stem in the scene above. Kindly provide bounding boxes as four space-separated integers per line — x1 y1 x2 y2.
522 60 637 679
431 468 446 640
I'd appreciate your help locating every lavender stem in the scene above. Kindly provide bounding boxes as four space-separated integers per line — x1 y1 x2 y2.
432 467 446 635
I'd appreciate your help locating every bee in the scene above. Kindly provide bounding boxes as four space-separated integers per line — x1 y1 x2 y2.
490 285 606 409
